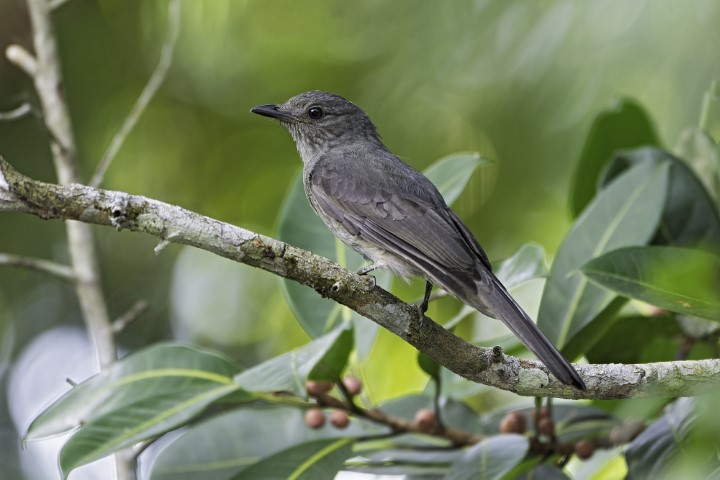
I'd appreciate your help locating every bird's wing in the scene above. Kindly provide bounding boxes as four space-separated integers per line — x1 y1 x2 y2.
309 161 482 277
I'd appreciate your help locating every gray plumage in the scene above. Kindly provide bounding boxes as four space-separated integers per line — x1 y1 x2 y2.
252 90 585 390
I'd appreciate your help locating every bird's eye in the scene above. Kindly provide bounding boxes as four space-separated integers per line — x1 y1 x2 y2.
308 106 324 120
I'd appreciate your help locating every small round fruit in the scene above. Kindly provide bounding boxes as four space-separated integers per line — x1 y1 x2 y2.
304 408 326 429
414 408 437 431
499 411 527 434
342 376 363 396
537 417 555 437
574 440 595 460
330 410 350 429
306 380 333 397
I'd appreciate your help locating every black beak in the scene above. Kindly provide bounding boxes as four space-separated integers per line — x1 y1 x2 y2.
250 104 296 123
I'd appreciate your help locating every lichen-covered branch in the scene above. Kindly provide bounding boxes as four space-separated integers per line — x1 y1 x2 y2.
1 157 719 400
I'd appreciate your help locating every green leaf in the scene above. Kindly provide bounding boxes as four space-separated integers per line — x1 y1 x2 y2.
27 344 244 478
361 448 463 467
586 314 682 364
518 465 570 480
417 351 440 379
493 243 548 288
674 128 720 206
600 147 720 248
233 438 353 480
582 246 720 321
26 343 242 441
150 406 387 480
570 98 660 216
447 434 529 480
538 160 670 351
423 151 492 206
234 325 352 396
625 398 696 479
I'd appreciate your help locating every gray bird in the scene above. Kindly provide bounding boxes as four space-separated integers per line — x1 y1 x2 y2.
252 90 585 389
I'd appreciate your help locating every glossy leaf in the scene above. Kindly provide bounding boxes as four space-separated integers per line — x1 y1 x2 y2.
234 325 352 395
26 344 243 441
518 465 570 480
29 345 245 478
600 147 720 249
558 296 626 362
585 314 682 364
362 447 463 466
582 246 720 321
233 438 353 480
538 160 669 351
417 351 440 379
493 243 548 288
625 398 695 479
570 98 660 216
423 151 491 206
149 406 386 480
674 128 720 206
447 434 529 480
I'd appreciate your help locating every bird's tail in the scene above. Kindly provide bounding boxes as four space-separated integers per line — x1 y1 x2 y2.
460 272 586 389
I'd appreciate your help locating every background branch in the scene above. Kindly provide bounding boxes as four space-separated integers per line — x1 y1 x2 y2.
89 0 181 188
24 0 115 369
2 156 718 401
0 253 74 281
0 103 33 122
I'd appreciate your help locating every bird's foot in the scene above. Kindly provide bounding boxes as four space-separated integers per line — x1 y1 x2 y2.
414 304 426 328
356 262 381 276
361 274 376 291
417 281 433 315
356 262 381 291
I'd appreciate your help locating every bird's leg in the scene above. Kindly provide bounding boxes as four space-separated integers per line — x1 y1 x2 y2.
418 281 433 314
356 262 381 276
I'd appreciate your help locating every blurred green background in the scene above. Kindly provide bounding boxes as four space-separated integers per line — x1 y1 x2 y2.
1 0 719 478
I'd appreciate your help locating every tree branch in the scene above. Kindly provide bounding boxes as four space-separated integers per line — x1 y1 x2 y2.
2 156 719 400
0 253 74 281
0 103 34 122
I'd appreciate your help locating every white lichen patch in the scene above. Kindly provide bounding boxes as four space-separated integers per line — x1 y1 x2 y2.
518 367 550 390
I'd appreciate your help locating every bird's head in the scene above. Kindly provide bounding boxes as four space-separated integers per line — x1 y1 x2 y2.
251 90 381 161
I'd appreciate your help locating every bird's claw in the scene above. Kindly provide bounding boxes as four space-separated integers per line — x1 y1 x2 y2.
362 274 376 291
414 304 426 328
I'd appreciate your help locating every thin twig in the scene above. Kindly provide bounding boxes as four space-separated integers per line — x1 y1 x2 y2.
314 391 482 446
5 45 38 77
49 0 73 10
89 0 181 188
0 253 74 281
112 299 150 334
0 103 33 122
